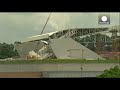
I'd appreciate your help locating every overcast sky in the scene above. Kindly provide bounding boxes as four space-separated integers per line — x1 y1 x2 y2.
0 12 119 43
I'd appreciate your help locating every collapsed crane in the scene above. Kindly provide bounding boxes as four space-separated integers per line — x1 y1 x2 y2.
27 13 53 60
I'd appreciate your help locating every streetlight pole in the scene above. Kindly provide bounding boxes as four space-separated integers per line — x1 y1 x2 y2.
118 12 120 67
81 50 84 60
81 49 84 78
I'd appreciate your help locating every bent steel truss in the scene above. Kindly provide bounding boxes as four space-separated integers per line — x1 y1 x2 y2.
15 25 120 60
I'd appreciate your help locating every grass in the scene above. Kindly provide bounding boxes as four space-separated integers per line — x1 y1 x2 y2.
0 59 119 64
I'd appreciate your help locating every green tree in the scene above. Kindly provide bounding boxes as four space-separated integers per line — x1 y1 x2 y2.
0 42 20 59
14 41 21 44
97 66 120 78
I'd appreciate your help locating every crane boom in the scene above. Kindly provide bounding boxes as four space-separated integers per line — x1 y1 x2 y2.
40 13 51 34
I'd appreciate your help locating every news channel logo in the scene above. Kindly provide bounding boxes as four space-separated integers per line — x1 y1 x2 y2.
98 14 110 25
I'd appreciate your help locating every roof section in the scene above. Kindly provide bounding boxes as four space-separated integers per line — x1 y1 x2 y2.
50 38 105 60
23 31 59 42
22 25 120 42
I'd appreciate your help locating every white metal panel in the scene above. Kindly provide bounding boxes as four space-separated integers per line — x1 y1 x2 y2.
50 38 105 60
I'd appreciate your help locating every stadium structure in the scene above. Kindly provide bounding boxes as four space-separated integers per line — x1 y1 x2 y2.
14 25 120 60
14 14 120 60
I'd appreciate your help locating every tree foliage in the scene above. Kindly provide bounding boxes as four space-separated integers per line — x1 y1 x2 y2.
0 42 20 59
97 66 120 78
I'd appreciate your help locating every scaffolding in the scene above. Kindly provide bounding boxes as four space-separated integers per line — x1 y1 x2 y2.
110 29 118 59
96 34 101 54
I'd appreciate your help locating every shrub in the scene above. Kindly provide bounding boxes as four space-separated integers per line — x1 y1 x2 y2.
97 66 120 78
